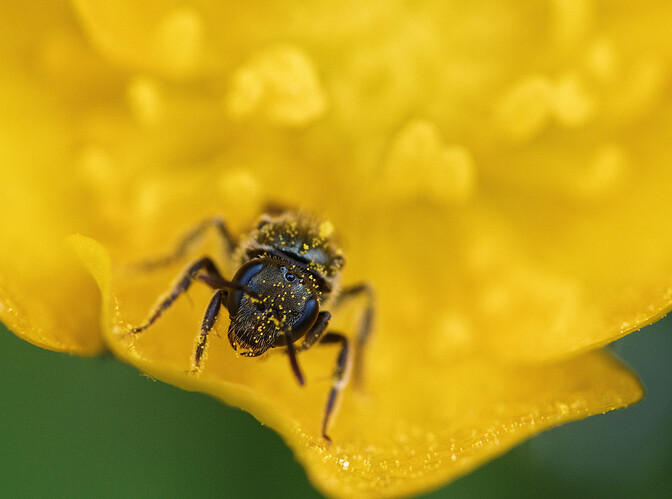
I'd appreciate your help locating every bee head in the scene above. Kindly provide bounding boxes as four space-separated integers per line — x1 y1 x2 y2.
226 258 319 355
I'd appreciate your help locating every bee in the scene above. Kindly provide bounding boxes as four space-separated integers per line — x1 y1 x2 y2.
131 210 374 442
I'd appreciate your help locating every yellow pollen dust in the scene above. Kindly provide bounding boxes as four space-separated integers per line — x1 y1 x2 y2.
551 0 594 47
585 39 618 82
384 119 476 205
77 145 116 189
552 73 595 127
218 169 261 219
151 7 204 77
226 44 327 127
574 144 628 200
126 76 163 127
318 220 334 239
494 75 554 142
495 72 597 140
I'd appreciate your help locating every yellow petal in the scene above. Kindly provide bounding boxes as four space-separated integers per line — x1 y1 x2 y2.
64 0 672 362
0 6 106 353
1 2 672 495
71 235 643 497
72 0 388 79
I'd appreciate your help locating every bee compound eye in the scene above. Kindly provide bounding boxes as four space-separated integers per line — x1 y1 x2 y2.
290 297 319 339
226 260 265 314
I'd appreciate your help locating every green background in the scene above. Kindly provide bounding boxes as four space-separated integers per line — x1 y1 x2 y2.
1 316 670 498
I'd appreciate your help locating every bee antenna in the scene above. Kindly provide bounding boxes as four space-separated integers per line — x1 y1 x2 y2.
197 274 261 299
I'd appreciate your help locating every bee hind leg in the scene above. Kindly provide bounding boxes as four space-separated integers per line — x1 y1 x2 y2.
318 332 351 443
131 217 236 271
333 283 374 386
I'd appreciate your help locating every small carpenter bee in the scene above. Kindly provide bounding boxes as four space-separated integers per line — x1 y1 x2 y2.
131 211 374 442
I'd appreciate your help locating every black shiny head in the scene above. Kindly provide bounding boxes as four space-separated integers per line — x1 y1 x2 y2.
226 258 320 356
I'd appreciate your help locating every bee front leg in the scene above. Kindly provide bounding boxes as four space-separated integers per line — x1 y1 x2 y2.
297 312 331 352
192 289 226 371
284 330 305 387
131 257 226 334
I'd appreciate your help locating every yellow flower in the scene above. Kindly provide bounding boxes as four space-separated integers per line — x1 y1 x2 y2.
1 1 671 497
